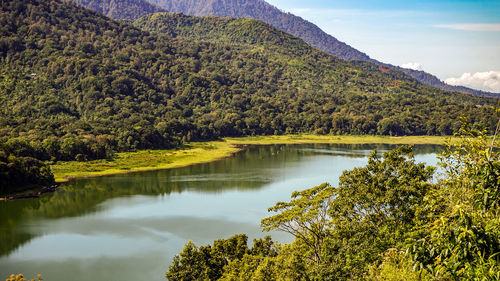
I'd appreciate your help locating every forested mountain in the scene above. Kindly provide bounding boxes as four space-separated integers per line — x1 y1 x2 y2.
133 13 499 95
72 0 166 20
137 0 497 97
100 0 374 61
134 13 323 51
0 0 497 191
145 0 372 61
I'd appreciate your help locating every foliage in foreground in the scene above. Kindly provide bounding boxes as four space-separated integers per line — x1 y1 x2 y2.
408 123 500 280
165 235 281 281
260 145 435 280
5 273 42 281
166 123 499 280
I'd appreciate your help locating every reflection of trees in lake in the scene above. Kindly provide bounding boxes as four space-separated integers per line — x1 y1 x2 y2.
0 144 441 256
0 199 39 256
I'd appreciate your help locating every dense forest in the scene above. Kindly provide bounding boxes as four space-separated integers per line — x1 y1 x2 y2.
0 0 497 192
166 124 500 280
145 0 372 58
0 145 54 195
128 0 498 97
134 12 490 97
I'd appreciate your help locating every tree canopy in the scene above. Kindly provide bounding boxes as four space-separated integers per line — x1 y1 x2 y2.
167 121 499 280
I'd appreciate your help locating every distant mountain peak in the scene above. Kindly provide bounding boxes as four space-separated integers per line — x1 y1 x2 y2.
146 0 372 61
72 0 166 20
144 0 498 97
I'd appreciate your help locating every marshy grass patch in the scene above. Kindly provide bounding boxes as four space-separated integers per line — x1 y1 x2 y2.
51 135 460 182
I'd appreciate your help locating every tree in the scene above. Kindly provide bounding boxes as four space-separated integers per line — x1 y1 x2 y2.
0 149 55 195
166 234 252 281
332 145 435 227
261 183 335 265
368 249 432 281
166 241 209 281
409 119 500 280
262 146 436 279
321 145 435 279
219 243 309 281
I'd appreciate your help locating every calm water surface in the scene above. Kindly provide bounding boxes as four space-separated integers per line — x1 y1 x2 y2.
0 144 441 281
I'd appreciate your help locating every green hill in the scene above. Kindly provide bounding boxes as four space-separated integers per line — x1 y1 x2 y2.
0 0 496 168
140 0 498 97
135 13 306 47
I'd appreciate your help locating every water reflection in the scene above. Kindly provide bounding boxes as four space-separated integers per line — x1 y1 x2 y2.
0 199 39 256
0 144 442 280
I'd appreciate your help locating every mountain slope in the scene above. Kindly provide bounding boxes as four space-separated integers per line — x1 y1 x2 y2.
135 13 415 82
143 0 498 97
134 13 315 51
0 0 496 164
72 0 166 20
143 0 372 61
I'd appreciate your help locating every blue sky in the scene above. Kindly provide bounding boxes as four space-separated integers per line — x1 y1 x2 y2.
266 0 500 92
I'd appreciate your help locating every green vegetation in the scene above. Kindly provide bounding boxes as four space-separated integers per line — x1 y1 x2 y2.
407 124 500 280
0 0 497 190
141 0 496 97
166 122 500 280
260 145 435 280
165 235 279 280
0 146 54 195
50 140 238 182
1 1 498 278
50 135 451 182
134 13 313 49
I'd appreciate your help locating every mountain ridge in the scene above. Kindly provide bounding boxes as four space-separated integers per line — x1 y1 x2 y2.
143 0 498 97
146 0 373 62
134 12 420 83
72 0 167 20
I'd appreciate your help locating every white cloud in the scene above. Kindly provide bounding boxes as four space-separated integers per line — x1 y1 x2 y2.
434 23 500 32
445 71 500 93
400 62 423 71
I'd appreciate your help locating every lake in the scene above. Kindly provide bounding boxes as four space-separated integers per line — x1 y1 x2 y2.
0 144 441 281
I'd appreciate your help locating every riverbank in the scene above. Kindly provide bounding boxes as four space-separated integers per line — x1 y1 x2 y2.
51 135 454 182
51 141 240 183
0 184 60 201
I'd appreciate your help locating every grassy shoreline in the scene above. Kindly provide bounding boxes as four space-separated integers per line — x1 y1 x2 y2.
51 141 241 183
224 134 453 145
51 135 454 182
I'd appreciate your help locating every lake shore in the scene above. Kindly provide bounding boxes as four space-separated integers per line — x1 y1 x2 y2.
51 135 453 182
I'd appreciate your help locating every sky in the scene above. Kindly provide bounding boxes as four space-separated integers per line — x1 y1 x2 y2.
266 0 500 93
